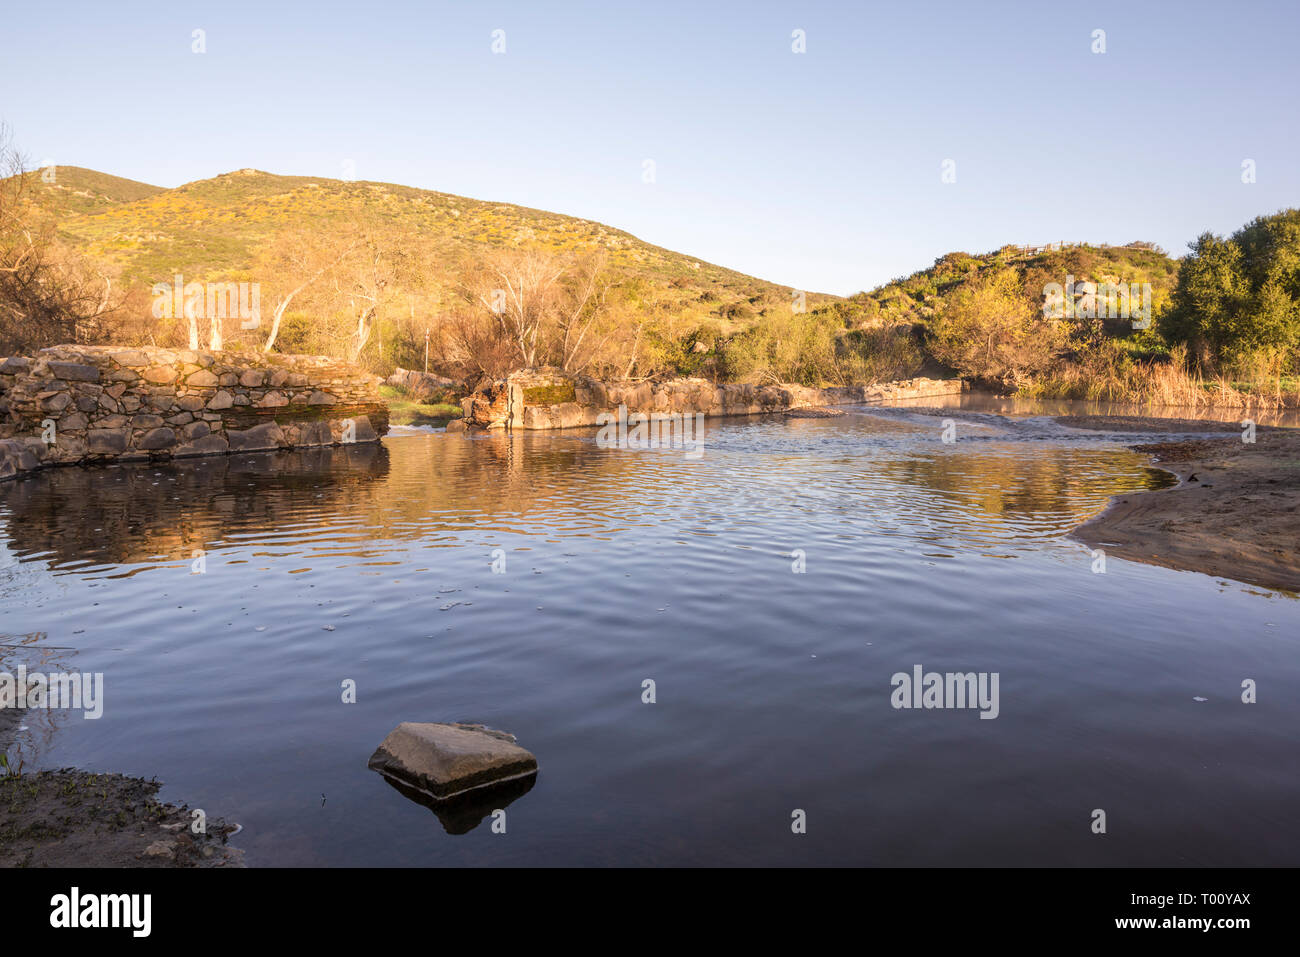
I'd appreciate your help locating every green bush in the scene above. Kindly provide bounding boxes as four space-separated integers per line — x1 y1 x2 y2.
1163 209 1300 370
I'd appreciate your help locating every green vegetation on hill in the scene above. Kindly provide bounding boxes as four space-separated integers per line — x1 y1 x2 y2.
9 165 850 382
5 147 1297 407
24 166 165 217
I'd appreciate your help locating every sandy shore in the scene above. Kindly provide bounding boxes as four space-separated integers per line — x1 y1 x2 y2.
0 770 243 867
1065 415 1300 593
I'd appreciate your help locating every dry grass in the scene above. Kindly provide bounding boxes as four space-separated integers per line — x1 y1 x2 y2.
1024 345 1300 410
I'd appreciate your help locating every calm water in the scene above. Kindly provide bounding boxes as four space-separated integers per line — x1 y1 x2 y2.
1 401 1297 866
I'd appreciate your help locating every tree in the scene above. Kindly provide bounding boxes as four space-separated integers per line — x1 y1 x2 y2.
928 267 1065 386
255 231 360 353
0 126 123 353
456 248 613 372
1162 211 1300 369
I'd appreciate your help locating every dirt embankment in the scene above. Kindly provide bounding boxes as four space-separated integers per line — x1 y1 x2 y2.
0 770 243 867
1065 416 1300 593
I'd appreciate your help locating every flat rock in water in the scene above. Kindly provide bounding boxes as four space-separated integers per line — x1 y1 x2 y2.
367 722 538 801
786 407 845 418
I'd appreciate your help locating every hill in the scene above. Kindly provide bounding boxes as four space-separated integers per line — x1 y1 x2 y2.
26 166 165 216
13 166 842 379
833 241 1179 333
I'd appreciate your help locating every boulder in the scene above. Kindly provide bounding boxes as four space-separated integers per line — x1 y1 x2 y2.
142 365 178 385
226 422 285 451
47 361 100 382
138 427 177 450
368 722 538 801
174 433 230 457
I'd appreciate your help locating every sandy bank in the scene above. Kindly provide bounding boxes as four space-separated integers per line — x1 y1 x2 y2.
1065 415 1300 593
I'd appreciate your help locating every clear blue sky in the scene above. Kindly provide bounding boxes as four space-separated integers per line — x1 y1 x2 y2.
3 0 1297 295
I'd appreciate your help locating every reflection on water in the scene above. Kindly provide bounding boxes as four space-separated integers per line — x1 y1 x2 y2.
376 773 538 835
1 403 1297 866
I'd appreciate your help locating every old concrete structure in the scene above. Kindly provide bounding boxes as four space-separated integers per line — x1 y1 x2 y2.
0 345 388 481
460 368 966 431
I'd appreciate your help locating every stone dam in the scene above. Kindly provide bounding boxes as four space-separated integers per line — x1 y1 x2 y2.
0 345 388 481
458 369 966 430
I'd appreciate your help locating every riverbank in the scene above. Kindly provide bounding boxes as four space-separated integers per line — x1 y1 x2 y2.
1066 415 1300 593
0 770 244 867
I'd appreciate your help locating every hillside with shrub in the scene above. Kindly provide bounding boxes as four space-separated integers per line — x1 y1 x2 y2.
3 158 837 380
3 135 1297 407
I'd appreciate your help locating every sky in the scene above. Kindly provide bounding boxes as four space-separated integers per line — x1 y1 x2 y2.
2 0 1297 295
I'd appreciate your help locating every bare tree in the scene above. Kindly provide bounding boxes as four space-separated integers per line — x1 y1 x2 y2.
0 126 122 353
257 232 360 353
555 250 611 372
457 248 613 372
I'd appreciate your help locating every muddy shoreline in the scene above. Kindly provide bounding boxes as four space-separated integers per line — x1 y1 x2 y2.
0 769 243 867
1063 415 1300 593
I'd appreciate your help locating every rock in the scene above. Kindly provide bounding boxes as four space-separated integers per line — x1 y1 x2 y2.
786 407 845 418
143 840 176 858
142 365 178 384
187 370 219 388
39 391 72 413
346 415 378 443
295 421 332 446
138 427 177 450
226 422 285 451
368 722 538 801
174 434 229 457
47 361 100 382
207 390 234 410
444 418 467 433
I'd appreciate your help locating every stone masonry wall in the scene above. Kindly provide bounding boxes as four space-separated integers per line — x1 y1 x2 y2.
0 345 388 481
460 368 966 430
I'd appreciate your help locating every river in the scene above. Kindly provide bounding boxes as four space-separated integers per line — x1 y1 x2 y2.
1 399 1296 865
